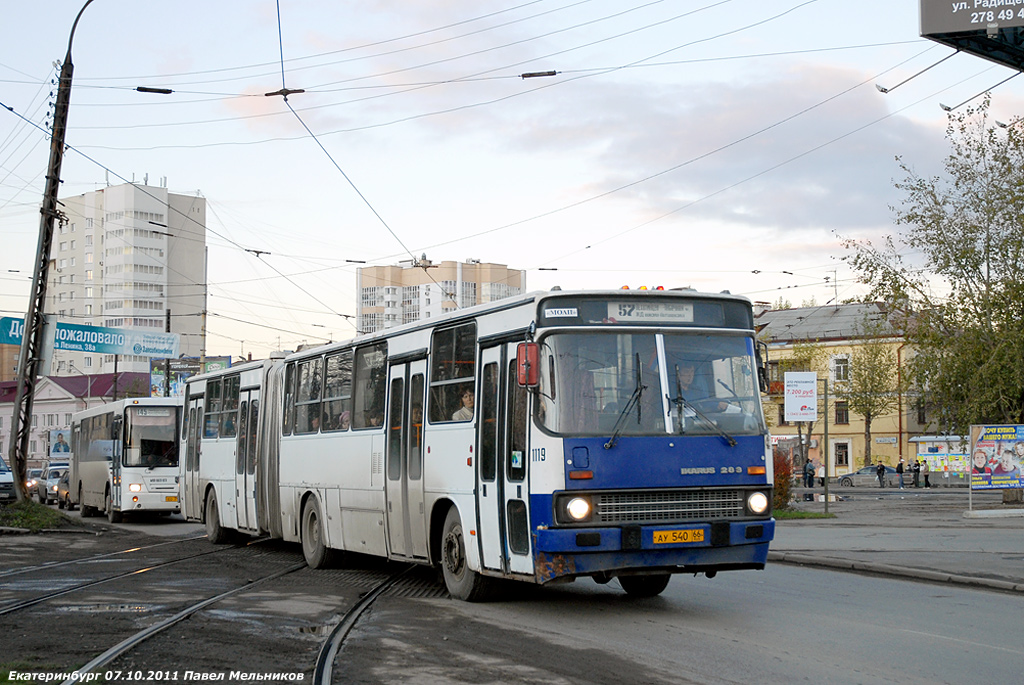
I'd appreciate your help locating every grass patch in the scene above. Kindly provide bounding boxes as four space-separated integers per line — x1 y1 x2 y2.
0 499 69 532
774 509 836 520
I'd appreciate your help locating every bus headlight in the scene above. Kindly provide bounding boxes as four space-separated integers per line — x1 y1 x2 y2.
128 483 143 493
566 497 591 521
747 491 769 515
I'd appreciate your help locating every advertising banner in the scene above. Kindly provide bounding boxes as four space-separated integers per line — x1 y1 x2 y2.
921 0 1024 35
150 357 231 397
48 429 71 458
1 316 179 357
784 372 818 422
969 424 1024 490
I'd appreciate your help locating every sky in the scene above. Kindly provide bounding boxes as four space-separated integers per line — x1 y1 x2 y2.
3 0 1024 361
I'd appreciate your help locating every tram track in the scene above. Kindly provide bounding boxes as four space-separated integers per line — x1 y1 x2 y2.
0 534 208 580
0 538 264 616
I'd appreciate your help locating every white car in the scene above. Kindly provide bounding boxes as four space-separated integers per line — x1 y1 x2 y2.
0 456 14 503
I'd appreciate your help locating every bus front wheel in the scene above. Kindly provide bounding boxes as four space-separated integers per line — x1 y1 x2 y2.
106 488 123 523
619 573 671 598
301 498 338 569
79 485 96 518
441 507 493 602
205 489 230 544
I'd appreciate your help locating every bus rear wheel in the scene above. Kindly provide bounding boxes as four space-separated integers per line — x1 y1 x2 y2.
619 573 671 598
301 498 338 569
205 489 230 544
106 488 123 523
441 508 493 602
79 485 96 518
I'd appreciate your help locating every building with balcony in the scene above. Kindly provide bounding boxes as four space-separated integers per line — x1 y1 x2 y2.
356 258 525 334
44 181 207 376
757 302 927 477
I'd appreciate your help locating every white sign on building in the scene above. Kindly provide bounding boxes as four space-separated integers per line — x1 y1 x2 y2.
784 372 818 422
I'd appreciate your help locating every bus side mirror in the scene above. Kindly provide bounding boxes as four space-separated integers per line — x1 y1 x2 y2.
517 343 539 387
756 341 769 394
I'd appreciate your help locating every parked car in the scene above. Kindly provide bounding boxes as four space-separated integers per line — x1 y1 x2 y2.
37 466 66 505
56 470 74 510
838 465 902 488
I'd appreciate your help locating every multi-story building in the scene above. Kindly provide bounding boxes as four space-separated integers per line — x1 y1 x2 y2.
356 258 525 334
44 181 207 375
757 302 927 477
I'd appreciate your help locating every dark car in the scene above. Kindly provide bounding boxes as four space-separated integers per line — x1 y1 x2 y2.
56 470 74 510
37 466 66 505
838 465 902 488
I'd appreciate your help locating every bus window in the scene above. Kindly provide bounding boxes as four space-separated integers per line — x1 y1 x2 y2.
353 343 387 429
507 359 527 482
283 363 295 436
295 357 324 434
323 350 353 431
408 373 424 480
220 375 239 438
480 362 499 481
204 379 221 438
429 323 476 423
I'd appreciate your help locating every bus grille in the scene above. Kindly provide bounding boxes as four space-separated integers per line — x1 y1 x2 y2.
593 489 745 524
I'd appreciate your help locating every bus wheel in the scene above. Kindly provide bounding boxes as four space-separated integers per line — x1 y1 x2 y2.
106 488 123 523
441 508 493 602
79 486 95 518
301 498 337 569
57 496 65 510
205 489 230 544
619 573 671 598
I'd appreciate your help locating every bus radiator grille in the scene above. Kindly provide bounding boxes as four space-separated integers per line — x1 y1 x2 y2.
593 489 744 524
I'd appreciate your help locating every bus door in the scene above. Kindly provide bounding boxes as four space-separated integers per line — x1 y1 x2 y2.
110 413 124 512
476 344 533 576
384 359 428 560
183 398 203 521
235 390 260 532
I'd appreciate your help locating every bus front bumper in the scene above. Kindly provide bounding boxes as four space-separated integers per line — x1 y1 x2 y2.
532 518 775 583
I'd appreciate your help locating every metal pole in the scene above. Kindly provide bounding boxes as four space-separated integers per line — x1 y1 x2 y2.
6 0 95 501
823 378 829 515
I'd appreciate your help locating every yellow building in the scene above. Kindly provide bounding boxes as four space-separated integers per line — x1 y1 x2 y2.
757 302 926 477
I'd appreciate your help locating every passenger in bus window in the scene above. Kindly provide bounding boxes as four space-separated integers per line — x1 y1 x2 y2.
452 388 474 421
338 411 351 430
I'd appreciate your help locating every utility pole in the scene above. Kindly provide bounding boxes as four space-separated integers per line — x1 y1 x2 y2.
6 0 95 501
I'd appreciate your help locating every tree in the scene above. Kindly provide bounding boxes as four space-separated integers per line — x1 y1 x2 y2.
845 98 1024 435
834 315 904 466
776 341 828 470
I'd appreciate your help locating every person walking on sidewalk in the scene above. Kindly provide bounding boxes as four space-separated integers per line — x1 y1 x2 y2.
922 459 931 488
913 460 921 488
896 459 905 489
876 462 886 488
804 460 815 488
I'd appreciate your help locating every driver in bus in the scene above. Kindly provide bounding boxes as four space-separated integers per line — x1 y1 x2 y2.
676 361 738 414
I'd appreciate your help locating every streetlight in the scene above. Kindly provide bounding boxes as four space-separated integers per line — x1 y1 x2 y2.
67 362 93 410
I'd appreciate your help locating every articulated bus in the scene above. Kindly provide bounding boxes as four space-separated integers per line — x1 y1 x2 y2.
69 397 183 522
181 290 774 599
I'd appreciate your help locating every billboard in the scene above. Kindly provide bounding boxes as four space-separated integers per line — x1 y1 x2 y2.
969 424 1024 489
921 0 1024 35
48 430 71 458
784 372 818 422
0 316 179 357
150 357 231 397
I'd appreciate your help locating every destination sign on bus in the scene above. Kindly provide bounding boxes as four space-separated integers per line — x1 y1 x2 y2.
607 301 694 323
134 408 173 417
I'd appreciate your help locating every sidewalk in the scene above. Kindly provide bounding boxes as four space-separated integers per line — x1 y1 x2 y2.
769 487 1024 593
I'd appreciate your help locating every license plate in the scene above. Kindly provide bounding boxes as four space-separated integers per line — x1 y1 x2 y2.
653 529 704 544
165 496 178 502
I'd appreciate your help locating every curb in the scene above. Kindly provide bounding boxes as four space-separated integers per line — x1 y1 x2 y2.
768 551 1024 594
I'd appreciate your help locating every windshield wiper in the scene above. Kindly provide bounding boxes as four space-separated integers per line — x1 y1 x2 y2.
671 365 736 447
604 353 645 450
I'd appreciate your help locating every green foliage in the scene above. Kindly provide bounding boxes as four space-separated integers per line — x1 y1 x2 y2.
845 98 1024 434
0 499 67 532
773 448 793 511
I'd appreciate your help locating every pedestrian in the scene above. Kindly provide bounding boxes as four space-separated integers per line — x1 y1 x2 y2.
804 459 815 488
913 460 921 488
817 463 825 487
896 459 905 489
922 459 931 488
876 462 886 488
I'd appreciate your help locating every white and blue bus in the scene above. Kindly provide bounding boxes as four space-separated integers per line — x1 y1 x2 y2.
181 290 774 599
69 397 183 522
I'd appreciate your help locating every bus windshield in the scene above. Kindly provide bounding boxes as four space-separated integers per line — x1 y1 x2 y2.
536 331 765 437
124 406 180 468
